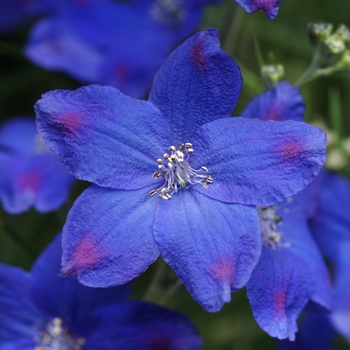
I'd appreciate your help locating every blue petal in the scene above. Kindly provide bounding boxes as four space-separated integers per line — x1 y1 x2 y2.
235 0 283 19
88 302 202 349
329 241 350 342
149 28 242 145
0 0 45 33
35 84 174 190
61 185 160 287
241 81 305 122
30 233 131 336
278 214 333 311
0 117 38 155
0 154 74 214
0 264 41 344
153 190 261 312
278 313 335 350
25 17 103 83
191 117 326 206
246 246 312 340
310 171 350 261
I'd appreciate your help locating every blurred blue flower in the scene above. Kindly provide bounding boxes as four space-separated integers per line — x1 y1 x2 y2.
278 313 336 350
311 171 350 344
241 82 333 340
0 117 74 214
24 0 215 98
0 233 202 349
35 29 326 312
235 0 283 19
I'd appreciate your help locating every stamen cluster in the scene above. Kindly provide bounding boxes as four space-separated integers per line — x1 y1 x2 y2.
35 317 85 350
257 206 287 249
150 143 213 200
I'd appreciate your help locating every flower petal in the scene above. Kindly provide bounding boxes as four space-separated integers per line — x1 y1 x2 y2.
310 171 350 260
61 184 160 287
35 84 174 190
0 264 41 344
149 28 242 144
241 81 305 122
329 241 350 342
191 117 326 206
280 215 333 311
246 246 312 340
0 117 38 155
0 154 74 214
88 302 202 349
30 233 131 336
235 0 283 20
153 189 261 312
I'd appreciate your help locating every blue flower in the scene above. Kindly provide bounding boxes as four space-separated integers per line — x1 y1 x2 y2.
0 233 202 349
278 313 336 350
35 29 326 312
0 0 46 34
235 0 284 19
240 82 333 340
0 117 74 214
25 0 212 98
310 171 350 343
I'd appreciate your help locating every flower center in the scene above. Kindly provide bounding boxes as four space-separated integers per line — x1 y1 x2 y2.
149 0 187 28
150 143 213 200
257 205 289 249
34 317 86 350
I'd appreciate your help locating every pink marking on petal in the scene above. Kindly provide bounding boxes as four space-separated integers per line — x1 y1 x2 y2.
190 39 207 69
274 289 286 315
262 108 282 121
57 112 83 133
281 142 303 160
209 259 235 284
115 63 129 82
61 235 103 276
17 172 40 191
146 334 172 350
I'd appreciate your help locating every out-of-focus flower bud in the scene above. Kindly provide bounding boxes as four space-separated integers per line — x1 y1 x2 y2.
261 64 284 87
324 34 346 55
307 22 333 46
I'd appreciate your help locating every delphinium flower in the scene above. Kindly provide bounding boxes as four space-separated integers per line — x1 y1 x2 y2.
241 81 333 340
25 0 215 98
310 171 350 343
0 0 46 34
35 28 327 313
0 233 202 349
278 313 336 350
235 0 283 20
0 117 74 214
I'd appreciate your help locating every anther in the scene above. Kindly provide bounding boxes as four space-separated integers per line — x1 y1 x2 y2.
157 159 163 164
169 146 176 152
178 144 185 151
150 189 158 196
201 166 208 172
187 148 194 154
164 154 170 159
185 143 192 148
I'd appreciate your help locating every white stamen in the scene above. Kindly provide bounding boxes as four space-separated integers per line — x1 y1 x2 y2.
150 143 213 199
34 317 85 350
257 205 290 249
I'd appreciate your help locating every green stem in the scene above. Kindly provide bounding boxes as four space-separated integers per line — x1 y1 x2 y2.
294 51 321 88
142 259 168 302
223 5 245 55
158 279 183 306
